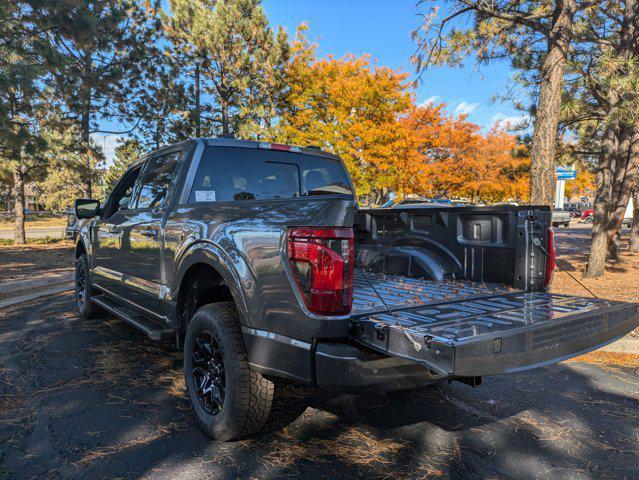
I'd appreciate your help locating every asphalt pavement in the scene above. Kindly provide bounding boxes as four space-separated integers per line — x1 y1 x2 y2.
0 291 637 479
0 227 64 240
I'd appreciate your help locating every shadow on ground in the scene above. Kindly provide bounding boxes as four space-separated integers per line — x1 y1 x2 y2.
1 292 637 479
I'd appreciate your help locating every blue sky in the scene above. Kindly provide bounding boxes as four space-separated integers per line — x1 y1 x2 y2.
96 0 524 163
262 0 523 126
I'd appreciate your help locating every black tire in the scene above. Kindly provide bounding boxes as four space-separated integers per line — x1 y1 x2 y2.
552 222 559 228
184 302 274 441
564 222 570 228
75 253 106 319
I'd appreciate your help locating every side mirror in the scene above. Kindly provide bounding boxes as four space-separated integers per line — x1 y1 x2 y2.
75 199 100 219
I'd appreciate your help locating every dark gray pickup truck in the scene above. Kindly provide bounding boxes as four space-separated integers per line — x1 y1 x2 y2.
74 138 639 440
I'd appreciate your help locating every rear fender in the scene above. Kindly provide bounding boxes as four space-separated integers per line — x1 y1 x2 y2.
171 241 250 322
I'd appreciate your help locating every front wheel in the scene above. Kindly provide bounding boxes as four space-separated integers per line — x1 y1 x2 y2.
184 302 274 441
75 253 105 319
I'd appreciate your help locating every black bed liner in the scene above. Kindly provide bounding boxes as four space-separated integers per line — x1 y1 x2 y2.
350 272 639 377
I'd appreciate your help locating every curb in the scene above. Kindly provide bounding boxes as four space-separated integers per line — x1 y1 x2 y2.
0 283 74 309
0 270 74 297
600 334 639 355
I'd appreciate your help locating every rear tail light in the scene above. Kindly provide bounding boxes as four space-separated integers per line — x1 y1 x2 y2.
287 227 354 315
544 227 556 288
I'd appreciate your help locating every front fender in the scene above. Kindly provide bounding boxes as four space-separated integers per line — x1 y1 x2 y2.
75 222 94 264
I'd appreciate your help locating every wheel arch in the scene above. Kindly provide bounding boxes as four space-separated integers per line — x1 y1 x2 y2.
172 241 250 334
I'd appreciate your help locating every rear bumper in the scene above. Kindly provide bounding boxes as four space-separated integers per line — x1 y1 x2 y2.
314 342 442 393
241 326 444 392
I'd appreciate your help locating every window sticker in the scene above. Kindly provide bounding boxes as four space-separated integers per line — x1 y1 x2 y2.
194 190 216 202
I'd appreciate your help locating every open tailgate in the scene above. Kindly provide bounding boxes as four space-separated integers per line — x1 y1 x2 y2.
351 291 639 377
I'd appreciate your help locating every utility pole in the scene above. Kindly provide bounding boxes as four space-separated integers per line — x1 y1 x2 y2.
195 61 201 137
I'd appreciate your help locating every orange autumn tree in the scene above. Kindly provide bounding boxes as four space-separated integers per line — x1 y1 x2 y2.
564 169 595 199
275 25 530 204
402 109 530 204
275 25 412 201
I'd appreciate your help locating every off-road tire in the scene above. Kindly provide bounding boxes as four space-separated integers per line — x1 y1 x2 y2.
75 253 106 319
184 302 274 440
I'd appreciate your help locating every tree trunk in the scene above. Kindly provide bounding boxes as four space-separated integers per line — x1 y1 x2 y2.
81 112 92 198
585 0 639 276
195 61 201 137
529 0 576 206
80 55 93 198
221 96 230 135
631 184 639 252
13 167 27 245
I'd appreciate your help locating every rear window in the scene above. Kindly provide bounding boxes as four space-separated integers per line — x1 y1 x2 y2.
188 147 352 203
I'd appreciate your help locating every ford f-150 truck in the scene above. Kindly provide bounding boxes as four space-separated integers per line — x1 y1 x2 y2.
73 138 639 440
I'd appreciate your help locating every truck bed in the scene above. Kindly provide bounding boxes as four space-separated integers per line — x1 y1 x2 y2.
352 270 514 315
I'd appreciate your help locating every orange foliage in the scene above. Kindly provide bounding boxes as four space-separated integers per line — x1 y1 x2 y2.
275 25 530 203
564 169 595 199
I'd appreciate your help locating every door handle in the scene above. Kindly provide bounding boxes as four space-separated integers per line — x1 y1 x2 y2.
140 227 158 238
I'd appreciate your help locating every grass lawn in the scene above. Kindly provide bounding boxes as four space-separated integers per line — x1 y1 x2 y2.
0 213 67 229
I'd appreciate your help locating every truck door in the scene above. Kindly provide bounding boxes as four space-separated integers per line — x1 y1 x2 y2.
91 164 143 296
118 150 183 314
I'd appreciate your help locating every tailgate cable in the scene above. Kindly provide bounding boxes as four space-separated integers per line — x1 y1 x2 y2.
532 237 599 299
354 262 424 352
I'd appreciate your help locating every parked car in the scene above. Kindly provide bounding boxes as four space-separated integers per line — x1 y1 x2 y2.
73 138 639 440
552 208 571 227
581 208 594 222
64 208 81 240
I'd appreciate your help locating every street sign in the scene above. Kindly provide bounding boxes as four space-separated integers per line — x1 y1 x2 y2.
555 167 576 180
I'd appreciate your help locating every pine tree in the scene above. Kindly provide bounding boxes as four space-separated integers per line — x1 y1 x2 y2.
413 0 583 206
105 138 142 191
0 2 48 244
132 50 194 150
29 0 160 198
560 0 639 276
165 0 289 136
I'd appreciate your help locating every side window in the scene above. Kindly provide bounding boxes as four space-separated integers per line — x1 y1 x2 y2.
134 151 181 210
104 165 142 219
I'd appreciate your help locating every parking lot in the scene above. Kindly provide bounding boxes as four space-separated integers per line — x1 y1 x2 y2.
1 223 638 479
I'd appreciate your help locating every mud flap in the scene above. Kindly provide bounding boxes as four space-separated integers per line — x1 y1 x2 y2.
350 292 639 377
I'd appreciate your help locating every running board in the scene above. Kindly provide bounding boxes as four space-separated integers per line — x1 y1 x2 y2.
92 295 175 341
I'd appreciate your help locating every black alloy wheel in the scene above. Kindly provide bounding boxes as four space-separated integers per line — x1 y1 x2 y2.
192 330 226 415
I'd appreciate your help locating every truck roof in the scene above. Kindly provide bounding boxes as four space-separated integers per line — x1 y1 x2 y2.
138 137 341 166
201 137 339 160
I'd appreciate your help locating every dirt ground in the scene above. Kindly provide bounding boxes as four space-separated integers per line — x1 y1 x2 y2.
0 225 638 479
0 242 74 283
552 226 639 303
1 292 638 479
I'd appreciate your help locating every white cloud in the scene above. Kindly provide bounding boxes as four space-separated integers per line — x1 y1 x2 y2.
454 101 479 115
491 113 530 129
417 96 439 108
91 133 124 167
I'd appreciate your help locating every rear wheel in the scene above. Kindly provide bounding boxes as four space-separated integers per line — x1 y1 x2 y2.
184 302 274 440
75 253 105 319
